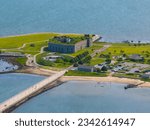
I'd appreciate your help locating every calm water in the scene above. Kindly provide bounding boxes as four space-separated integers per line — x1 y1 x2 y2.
0 0 150 42
13 81 150 113
0 73 45 103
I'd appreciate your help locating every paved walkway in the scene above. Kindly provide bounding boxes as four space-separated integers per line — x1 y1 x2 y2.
0 70 67 113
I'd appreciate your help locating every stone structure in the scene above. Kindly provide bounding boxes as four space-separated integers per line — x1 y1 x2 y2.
48 35 92 53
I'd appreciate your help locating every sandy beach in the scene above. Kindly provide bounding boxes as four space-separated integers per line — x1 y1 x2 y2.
16 67 57 76
61 76 150 88
16 67 150 88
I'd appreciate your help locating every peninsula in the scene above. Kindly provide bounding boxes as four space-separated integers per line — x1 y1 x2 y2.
0 32 150 87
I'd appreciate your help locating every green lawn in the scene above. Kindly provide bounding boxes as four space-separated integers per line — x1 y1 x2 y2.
21 41 48 55
0 33 58 49
89 57 105 65
65 70 108 77
101 43 150 64
113 73 140 79
69 43 103 57
103 43 150 56
36 53 72 69
15 57 27 65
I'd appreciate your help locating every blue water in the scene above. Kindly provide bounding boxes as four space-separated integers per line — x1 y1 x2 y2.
0 0 150 42
0 73 45 103
13 81 150 113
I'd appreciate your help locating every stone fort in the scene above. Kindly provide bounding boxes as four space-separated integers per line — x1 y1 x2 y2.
48 34 92 53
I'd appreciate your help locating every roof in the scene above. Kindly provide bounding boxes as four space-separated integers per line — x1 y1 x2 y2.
78 65 94 70
49 35 86 45
129 54 143 60
127 68 140 74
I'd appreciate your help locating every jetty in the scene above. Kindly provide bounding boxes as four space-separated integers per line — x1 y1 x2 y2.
124 82 145 89
0 70 67 113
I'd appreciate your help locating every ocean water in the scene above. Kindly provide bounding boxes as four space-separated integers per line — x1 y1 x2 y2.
0 0 150 42
13 81 150 113
0 73 45 103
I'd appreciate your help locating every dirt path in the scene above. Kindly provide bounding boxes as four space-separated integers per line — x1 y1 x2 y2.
91 44 111 57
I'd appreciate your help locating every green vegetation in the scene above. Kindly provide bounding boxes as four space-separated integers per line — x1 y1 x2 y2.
102 43 150 64
15 57 27 65
69 43 103 57
71 51 91 64
49 35 85 45
36 53 72 69
103 43 150 55
89 54 105 65
21 41 48 55
141 78 150 82
113 73 140 79
0 33 58 49
65 70 107 77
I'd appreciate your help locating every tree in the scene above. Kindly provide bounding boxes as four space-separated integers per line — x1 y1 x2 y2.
123 53 126 57
78 60 83 65
147 59 150 64
120 50 124 54
73 63 78 67
30 43 35 47
105 58 111 64
117 58 123 62
55 58 63 63
95 68 101 73
101 66 107 71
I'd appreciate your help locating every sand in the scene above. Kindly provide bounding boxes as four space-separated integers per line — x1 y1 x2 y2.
61 76 150 88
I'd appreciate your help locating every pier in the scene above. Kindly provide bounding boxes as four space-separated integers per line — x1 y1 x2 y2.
0 70 67 113
92 35 102 42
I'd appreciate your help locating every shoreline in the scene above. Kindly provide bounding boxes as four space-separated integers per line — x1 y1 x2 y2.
1 69 150 87
1 32 150 43
0 32 84 39
1 72 150 112
60 76 150 88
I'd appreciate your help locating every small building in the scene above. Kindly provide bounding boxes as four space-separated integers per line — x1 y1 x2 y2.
127 68 140 74
129 54 143 61
78 65 94 72
44 55 62 62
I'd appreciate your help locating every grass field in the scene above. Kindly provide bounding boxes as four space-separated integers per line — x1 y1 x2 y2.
103 43 150 56
69 43 103 57
0 33 58 49
36 53 72 69
101 43 150 64
15 57 27 65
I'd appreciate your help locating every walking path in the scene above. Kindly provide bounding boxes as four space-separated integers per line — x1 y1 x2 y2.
91 44 111 58
0 70 67 113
